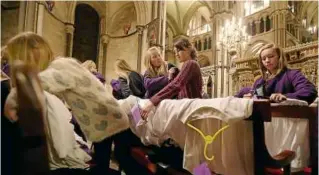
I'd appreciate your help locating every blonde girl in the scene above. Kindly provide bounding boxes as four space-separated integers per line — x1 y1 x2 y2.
113 59 145 99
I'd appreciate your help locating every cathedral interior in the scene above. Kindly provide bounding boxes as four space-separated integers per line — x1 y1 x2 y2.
1 1 319 175
2 1 318 97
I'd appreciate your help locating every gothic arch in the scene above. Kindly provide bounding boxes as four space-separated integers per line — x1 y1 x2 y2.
109 3 136 35
182 2 213 34
167 13 182 36
244 39 272 58
66 1 105 24
133 1 149 25
198 54 210 67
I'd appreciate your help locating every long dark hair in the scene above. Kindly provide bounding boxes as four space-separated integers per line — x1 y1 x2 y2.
174 38 197 60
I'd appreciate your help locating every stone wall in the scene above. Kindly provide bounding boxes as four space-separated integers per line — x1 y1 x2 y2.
106 34 138 80
1 7 19 44
42 10 67 57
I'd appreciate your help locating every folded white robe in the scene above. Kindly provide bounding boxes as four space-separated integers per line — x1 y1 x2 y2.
265 99 310 171
45 92 91 170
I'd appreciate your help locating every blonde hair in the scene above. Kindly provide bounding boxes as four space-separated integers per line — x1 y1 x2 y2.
82 60 97 73
6 32 53 73
144 47 167 77
1 46 9 64
258 43 286 80
114 59 135 80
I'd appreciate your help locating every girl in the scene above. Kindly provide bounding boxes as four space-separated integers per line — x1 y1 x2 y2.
113 59 145 99
143 46 178 98
82 60 105 84
251 43 317 172
141 38 203 118
252 43 317 103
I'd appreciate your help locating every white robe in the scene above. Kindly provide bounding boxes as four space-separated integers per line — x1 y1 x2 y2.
119 96 254 175
119 96 310 174
45 92 91 170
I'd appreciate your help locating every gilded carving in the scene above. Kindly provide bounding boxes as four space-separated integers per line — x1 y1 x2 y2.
232 41 318 90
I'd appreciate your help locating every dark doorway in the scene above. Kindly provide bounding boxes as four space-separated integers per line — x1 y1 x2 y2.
72 4 99 63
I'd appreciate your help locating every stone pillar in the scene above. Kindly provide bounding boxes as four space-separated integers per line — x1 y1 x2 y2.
263 16 267 32
220 45 225 97
18 1 27 32
295 23 300 40
210 14 220 98
101 35 109 76
65 24 75 57
136 25 144 72
202 76 209 94
201 37 205 51
35 2 45 35
24 1 37 32
255 20 261 34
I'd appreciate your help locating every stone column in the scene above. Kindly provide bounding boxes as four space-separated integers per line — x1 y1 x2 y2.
100 35 109 76
295 23 300 40
136 25 144 72
35 2 45 35
201 37 205 51
18 1 27 32
202 76 209 94
65 24 75 57
24 1 37 32
210 14 219 98
255 20 261 35
263 16 267 32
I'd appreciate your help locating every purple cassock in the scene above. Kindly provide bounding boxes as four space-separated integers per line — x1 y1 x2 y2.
2 63 10 77
93 72 105 84
143 70 169 98
252 68 317 104
235 87 252 98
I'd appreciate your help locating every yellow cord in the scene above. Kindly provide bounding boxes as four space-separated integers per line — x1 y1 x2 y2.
187 122 229 161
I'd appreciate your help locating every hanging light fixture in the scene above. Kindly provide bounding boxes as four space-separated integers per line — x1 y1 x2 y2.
218 16 250 58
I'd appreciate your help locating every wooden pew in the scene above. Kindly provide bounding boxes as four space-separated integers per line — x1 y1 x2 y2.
251 100 318 175
270 101 318 175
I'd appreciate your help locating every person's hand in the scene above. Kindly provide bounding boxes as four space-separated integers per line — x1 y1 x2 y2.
4 89 18 122
140 100 154 120
168 68 176 80
269 93 287 103
243 93 253 99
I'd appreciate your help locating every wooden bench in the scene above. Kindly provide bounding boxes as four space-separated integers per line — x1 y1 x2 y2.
250 100 317 175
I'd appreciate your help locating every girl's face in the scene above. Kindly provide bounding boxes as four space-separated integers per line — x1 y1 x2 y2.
260 48 279 73
174 47 191 62
150 52 162 68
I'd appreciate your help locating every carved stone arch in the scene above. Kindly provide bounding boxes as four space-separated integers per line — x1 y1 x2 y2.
300 1 315 20
244 39 272 58
182 2 213 34
167 13 183 35
134 1 149 25
166 21 178 37
198 54 210 67
257 11 270 21
203 34 210 39
108 2 136 35
66 1 105 24
309 6 318 25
